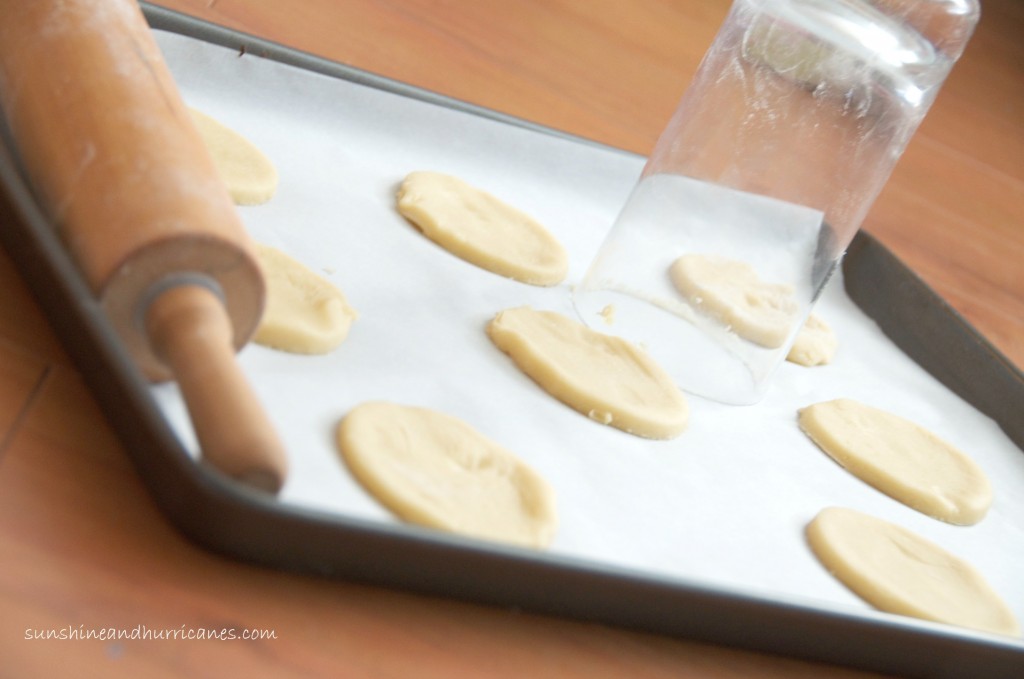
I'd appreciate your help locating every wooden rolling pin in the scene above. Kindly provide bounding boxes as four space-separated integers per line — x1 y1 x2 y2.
0 0 288 493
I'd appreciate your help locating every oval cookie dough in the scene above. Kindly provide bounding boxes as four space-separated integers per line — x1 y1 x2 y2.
189 108 278 205
487 306 688 439
807 507 1019 637
669 254 798 349
798 399 992 525
253 243 357 354
787 314 837 366
396 171 568 286
337 401 557 549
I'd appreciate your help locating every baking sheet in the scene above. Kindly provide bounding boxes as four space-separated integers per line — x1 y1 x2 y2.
147 29 1024 644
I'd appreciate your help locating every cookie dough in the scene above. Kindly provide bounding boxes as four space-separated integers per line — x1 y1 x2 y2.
189 108 278 205
787 314 837 366
807 507 1019 637
669 254 798 349
798 399 992 525
487 306 688 439
253 243 357 354
396 171 568 286
337 401 557 549
743 13 837 90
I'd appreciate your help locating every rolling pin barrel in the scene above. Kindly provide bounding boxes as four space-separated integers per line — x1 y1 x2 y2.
0 0 287 492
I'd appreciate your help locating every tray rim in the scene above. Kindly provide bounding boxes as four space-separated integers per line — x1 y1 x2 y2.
0 4 1019 676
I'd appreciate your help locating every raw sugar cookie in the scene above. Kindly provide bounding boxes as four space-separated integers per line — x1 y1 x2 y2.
787 314 837 366
669 254 798 349
807 507 1019 637
396 171 568 285
337 401 557 549
253 243 357 354
488 306 688 439
189 108 278 205
798 399 992 525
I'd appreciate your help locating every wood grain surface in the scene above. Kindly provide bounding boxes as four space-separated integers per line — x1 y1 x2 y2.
1 0 1021 677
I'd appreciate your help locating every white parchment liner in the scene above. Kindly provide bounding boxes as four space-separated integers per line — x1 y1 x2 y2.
150 31 1024 639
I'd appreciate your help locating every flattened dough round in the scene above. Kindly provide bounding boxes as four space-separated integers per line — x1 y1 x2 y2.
189 108 278 205
807 507 1019 636
787 314 837 366
337 401 557 549
798 399 992 525
396 171 568 286
669 254 798 348
487 306 688 439
253 243 357 354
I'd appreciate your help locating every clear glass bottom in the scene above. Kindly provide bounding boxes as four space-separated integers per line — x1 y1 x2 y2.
573 173 836 405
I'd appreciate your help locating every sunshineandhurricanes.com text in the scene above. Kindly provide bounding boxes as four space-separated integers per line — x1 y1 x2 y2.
24 624 278 642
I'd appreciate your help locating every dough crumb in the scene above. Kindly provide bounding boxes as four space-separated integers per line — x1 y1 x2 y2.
599 304 616 326
396 171 568 286
787 314 837 366
488 306 688 439
189 108 278 205
337 401 557 549
669 254 798 348
798 399 992 525
807 507 1019 637
253 243 357 354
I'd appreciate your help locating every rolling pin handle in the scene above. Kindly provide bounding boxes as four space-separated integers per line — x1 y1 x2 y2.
144 281 288 494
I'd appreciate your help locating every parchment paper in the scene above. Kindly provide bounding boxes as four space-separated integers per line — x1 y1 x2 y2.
149 30 1024 640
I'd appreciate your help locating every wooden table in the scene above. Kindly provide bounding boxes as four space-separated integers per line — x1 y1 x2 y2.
1 1 1020 676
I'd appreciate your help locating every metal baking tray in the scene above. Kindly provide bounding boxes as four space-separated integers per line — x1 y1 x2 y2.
1 4 1021 677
